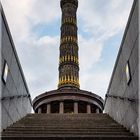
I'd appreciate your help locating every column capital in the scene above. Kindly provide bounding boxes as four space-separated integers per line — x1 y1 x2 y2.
74 99 79 102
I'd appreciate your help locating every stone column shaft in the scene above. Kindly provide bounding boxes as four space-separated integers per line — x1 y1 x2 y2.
87 104 91 114
47 104 51 114
74 102 78 114
58 0 79 89
96 108 100 113
38 107 41 114
59 102 64 114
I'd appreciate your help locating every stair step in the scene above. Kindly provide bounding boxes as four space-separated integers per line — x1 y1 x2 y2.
6 127 127 131
2 135 138 140
4 130 129 134
11 125 122 129
3 130 131 134
1 132 133 137
2 113 138 140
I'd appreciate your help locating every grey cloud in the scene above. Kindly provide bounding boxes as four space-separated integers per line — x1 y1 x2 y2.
28 0 61 25
17 36 59 99
78 0 133 41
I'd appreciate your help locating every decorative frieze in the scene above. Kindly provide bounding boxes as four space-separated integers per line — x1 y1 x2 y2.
60 36 77 44
59 55 79 64
62 17 76 25
58 75 80 88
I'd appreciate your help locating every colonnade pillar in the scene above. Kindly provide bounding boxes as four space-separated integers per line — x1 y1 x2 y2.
87 104 91 114
96 108 100 113
38 107 41 114
74 102 78 114
59 101 64 114
47 104 51 114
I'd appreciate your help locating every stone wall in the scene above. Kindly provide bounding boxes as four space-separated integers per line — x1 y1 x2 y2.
104 0 139 136
1 8 32 130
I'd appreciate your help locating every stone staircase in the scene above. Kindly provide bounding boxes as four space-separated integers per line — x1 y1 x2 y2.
1 113 138 140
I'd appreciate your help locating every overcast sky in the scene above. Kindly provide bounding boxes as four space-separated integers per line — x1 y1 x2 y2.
2 0 134 100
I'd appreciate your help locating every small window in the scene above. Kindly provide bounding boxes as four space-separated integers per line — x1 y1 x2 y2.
126 61 131 84
2 61 9 84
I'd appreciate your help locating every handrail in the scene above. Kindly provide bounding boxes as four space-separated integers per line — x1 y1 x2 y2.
1 94 31 101
105 94 137 102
